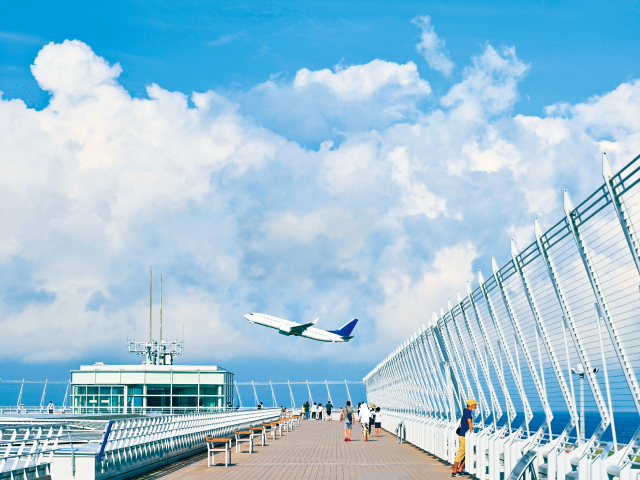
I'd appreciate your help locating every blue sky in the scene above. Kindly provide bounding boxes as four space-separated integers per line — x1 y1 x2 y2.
1 0 640 388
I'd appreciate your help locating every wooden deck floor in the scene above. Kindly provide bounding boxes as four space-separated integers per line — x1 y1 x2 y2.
134 419 453 480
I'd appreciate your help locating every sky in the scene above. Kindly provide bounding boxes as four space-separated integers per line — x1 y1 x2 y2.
1 0 640 390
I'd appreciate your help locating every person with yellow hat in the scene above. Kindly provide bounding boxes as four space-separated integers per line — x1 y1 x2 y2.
452 399 478 477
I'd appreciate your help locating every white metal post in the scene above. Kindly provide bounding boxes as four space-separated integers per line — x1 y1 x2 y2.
595 303 617 450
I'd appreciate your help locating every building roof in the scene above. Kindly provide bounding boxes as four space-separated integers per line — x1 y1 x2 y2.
73 363 232 373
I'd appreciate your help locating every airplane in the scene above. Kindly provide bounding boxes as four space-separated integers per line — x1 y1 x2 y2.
244 313 358 343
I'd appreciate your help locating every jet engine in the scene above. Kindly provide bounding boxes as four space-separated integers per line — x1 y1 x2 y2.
279 325 291 336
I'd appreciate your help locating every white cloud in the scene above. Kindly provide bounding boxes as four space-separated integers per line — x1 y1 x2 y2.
293 59 430 101
412 15 454 76
442 45 528 116
236 59 431 144
2 37 640 366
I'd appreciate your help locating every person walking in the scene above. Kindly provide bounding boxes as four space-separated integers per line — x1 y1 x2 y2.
47 401 54 414
374 407 382 437
359 402 371 441
326 400 333 420
453 399 478 477
342 400 355 441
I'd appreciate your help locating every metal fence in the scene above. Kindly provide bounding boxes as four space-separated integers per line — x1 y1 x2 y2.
0 408 280 480
364 153 640 480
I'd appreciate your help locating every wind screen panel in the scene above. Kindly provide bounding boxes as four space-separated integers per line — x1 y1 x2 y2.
572 198 639 414
471 286 518 425
426 330 451 414
484 272 543 419
519 239 589 432
451 302 484 406
462 294 506 425
437 313 470 403
501 256 570 419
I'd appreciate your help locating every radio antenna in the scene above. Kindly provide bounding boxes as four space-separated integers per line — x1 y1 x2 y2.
149 268 152 343
160 274 163 342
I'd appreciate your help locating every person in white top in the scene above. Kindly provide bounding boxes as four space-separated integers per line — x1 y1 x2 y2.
359 402 371 441
374 407 382 437
311 402 317 419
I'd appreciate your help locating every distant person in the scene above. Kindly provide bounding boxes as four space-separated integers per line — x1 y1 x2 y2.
302 401 309 420
47 401 54 414
312 402 317 419
453 399 478 477
317 403 323 420
281 405 285 413
257 402 263 410
342 400 355 441
359 402 371 441
326 401 333 420
374 407 382 437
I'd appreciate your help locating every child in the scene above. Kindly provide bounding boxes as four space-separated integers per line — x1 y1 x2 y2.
374 407 382 437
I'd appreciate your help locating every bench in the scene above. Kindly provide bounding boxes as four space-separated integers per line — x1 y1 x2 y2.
250 426 267 447
263 421 281 440
205 436 232 467
234 429 254 454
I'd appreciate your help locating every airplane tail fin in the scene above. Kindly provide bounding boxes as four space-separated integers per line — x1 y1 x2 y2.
329 319 358 337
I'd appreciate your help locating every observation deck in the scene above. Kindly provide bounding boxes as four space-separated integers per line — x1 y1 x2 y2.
134 419 453 480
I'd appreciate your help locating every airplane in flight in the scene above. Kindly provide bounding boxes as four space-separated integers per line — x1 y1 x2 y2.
244 313 358 343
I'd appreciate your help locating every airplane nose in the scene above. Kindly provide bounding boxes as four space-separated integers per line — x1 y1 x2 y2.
244 314 253 321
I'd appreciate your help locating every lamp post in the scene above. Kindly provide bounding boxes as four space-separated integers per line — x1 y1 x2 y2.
571 363 599 443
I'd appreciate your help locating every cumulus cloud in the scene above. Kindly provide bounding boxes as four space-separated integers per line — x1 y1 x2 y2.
2 37 640 368
235 59 430 145
412 15 454 76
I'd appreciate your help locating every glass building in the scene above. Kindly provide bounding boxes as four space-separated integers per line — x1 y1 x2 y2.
70 363 234 414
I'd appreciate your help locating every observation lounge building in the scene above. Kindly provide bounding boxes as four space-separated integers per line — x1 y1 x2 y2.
70 363 234 414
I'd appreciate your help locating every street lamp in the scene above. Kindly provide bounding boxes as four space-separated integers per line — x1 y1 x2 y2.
571 363 599 443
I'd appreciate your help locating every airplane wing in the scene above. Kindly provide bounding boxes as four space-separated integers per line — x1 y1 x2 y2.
289 318 319 336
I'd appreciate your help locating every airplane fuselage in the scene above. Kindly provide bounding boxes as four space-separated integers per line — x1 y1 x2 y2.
244 313 350 342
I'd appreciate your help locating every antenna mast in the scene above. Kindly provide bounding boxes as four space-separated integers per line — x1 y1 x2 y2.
160 274 163 342
149 268 153 343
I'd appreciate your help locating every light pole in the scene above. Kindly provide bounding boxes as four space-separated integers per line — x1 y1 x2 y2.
571 363 599 443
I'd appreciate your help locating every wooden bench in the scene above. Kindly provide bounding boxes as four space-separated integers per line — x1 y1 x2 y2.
250 426 267 447
262 421 281 440
234 429 254 454
205 436 232 467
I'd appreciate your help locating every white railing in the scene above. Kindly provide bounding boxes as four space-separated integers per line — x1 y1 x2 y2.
364 153 640 480
0 424 67 480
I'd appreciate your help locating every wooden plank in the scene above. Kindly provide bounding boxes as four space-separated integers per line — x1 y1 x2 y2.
131 420 453 480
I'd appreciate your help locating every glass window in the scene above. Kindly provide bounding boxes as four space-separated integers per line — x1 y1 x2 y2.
199 397 219 408
200 386 219 396
87 395 98 406
133 396 143 407
127 385 143 395
112 396 124 407
147 385 171 395
74 396 86 407
75 386 86 395
172 396 197 407
112 386 124 395
99 386 111 395
87 386 99 395
99 396 111 407
147 396 171 407
173 385 198 396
